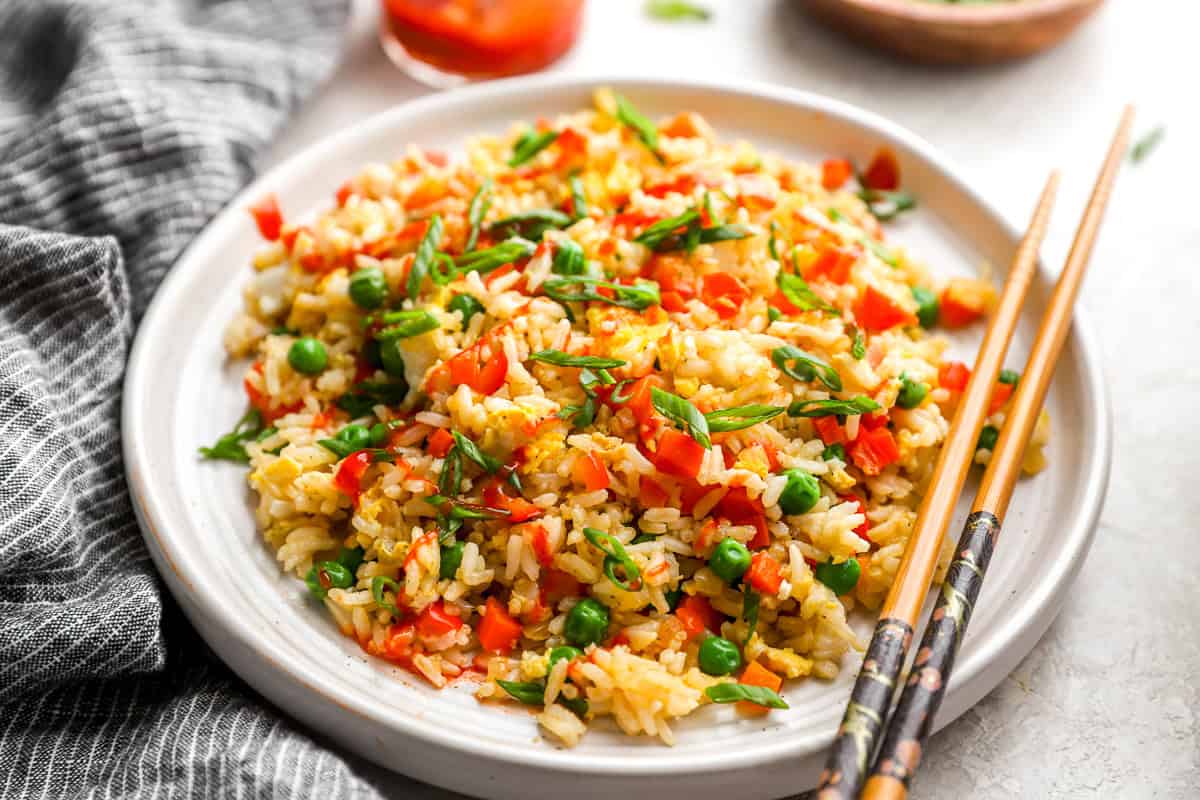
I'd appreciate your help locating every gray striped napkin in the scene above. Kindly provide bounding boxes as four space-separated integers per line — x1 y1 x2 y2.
0 2 389 797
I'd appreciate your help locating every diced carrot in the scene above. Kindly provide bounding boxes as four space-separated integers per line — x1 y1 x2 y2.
821 158 853 190
813 416 846 445
424 150 449 167
416 600 463 639
856 285 916 333
572 451 610 492
620 374 663 426
655 428 706 480
477 597 522 654
746 552 784 595
248 194 283 241
938 360 971 392
700 273 751 320
660 291 689 313
848 427 901 476
427 428 455 458
737 660 784 714
862 148 901 191
335 181 354 207
804 244 859 285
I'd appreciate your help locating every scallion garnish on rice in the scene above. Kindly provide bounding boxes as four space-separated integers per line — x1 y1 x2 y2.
650 387 711 448
407 213 443 300
198 408 264 463
528 350 627 369
704 404 786 433
508 129 559 168
542 276 661 310
704 682 789 709
786 396 881 418
771 346 843 391
465 179 492 252
613 94 662 162
583 527 642 591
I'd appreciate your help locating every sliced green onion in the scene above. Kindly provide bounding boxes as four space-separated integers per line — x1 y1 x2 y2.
451 430 502 474
406 214 443 300
375 309 440 340
489 209 572 241
771 346 843 391
370 576 403 616
509 130 559 168
614 94 662 161
465 179 493 252
528 349 627 369
454 238 537 275
583 527 642 591
778 271 840 316
704 404 785 433
787 396 881 418
650 387 711 448
704 682 788 709
542 276 661 311
198 409 263 463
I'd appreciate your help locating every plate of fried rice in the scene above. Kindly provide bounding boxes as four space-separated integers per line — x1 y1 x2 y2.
123 76 1110 799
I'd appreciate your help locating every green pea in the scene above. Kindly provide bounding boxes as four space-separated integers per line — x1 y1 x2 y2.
698 635 742 676
348 266 388 309
998 369 1021 386
709 538 752 584
379 336 407 378
911 286 939 329
552 238 586 276
448 293 485 323
338 424 371 451
548 645 582 671
767 306 783 323
288 337 328 374
304 560 354 600
778 469 821 515
438 541 464 580
977 424 999 451
814 557 861 595
368 423 389 447
896 373 930 409
564 598 610 648
822 443 847 462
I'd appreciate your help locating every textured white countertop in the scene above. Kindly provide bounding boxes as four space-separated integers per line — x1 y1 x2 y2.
265 2 1199 796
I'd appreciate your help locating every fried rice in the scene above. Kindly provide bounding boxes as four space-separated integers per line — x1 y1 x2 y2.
214 88 1050 747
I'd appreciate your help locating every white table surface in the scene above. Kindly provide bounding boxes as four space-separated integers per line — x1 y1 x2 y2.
264 2 1199 796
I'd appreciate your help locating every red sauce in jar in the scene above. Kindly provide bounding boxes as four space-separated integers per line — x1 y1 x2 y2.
381 0 585 80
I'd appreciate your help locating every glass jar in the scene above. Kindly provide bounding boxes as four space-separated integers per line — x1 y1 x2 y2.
380 0 586 88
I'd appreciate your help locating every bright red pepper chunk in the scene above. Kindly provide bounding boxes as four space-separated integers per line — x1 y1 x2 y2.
848 427 901 476
248 194 283 241
333 450 374 500
821 158 854 190
654 428 706 480
477 597 523 654
856 285 916 333
938 360 971 392
416 600 463 639
700 273 751 320
862 148 901 191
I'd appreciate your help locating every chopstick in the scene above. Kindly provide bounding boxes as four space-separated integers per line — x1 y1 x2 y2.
815 171 1060 800
861 106 1135 800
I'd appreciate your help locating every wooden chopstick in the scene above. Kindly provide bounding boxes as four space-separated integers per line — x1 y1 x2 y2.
860 106 1134 800
816 170 1060 800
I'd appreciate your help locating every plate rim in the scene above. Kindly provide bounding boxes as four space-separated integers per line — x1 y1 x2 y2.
122 73 1111 780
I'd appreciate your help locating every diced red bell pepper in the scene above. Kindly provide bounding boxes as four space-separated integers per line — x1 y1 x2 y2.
333 450 374 500
446 337 509 396
542 568 583 601
862 148 901 191
553 127 587 170
655 428 706 480
814 416 846 445
477 597 523 654
938 360 971 392
821 158 854 190
644 175 698 198
848 427 901 476
529 524 555 567
482 480 544 523
700 273 751 320
416 600 463 639
939 281 989 328
856 285 916 333
427 428 455 458
715 487 770 549
248 194 283 241
381 621 416 666
675 595 723 639
838 494 872 541
804 245 859 285
572 451 610 492
746 552 784 595
639 475 670 508
989 381 1014 413
619 374 663 426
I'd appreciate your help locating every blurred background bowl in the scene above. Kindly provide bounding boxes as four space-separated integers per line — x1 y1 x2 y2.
799 0 1105 65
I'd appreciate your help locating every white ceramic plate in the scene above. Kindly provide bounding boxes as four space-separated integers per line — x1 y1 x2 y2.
123 76 1110 800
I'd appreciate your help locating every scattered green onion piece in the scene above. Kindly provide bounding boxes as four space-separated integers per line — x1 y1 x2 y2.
650 387 711 448
704 404 786 433
771 345 842 391
465 179 493 252
528 349 627 370
613 94 662 162
508 130 560 168
406 214 443 299
705 683 788 709
787 396 881 418
198 409 264 463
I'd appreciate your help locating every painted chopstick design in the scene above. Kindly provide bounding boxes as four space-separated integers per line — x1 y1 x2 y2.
815 172 1060 800
861 106 1134 800
816 619 912 798
867 511 999 789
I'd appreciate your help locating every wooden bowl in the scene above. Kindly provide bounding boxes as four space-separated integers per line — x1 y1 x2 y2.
800 0 1105 65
